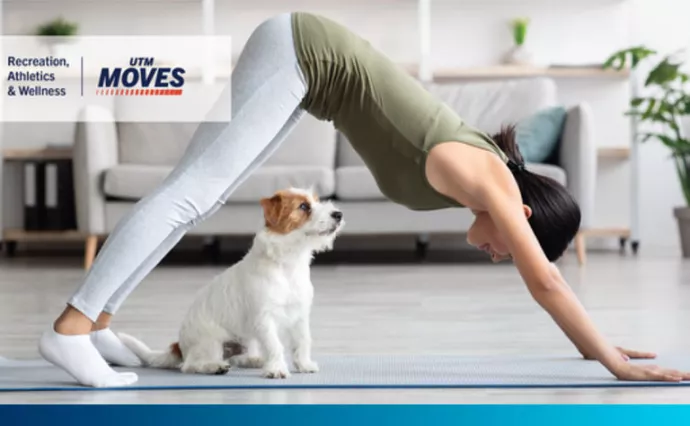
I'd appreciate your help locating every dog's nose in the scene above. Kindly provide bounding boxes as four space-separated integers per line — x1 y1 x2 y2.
331 211 343 222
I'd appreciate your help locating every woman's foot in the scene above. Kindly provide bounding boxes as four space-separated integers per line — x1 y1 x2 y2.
38 328 138 388
91 328 142 367
40 306 137 387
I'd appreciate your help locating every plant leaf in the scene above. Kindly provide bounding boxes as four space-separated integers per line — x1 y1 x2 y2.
632 46 656 67
641 99 658 120
660 134 687 150
640 133 689 152
678 94 690 115
603 45 656 70
645 57 681 86
603 52 624 70
631 97 646 107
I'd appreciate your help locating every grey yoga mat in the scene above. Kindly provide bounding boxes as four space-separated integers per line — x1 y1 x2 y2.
1 354 689 391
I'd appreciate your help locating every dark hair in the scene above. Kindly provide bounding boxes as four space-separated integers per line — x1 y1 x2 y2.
491 124 581 262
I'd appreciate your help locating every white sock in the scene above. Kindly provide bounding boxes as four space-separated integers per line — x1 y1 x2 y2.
38 329 138 388
91 328 142 367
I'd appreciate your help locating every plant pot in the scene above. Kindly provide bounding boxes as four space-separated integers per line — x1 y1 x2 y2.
49 42 73 59
503 44 535 66
44 36 76 59
674 206 690 258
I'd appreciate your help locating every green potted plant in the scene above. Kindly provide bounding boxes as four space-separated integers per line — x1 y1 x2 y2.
603 46 690 257
504 17 534 66
36 17 78 57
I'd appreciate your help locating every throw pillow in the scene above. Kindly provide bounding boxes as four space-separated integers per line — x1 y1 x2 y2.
515 106 567 163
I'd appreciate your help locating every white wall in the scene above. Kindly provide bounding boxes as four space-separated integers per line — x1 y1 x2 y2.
2 0 687 253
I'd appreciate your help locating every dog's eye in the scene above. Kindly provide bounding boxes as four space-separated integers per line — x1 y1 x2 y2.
299 202 310 212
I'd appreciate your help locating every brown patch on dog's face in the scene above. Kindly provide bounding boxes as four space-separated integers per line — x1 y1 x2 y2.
260 190 313 234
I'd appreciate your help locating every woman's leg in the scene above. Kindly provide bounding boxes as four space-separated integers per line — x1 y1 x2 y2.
39 13 308 387
100 107 305 321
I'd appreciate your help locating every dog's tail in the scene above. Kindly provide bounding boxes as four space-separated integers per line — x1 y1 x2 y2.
118 332 182 369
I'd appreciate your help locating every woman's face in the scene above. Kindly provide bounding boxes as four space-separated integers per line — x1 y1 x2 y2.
466 207 530 263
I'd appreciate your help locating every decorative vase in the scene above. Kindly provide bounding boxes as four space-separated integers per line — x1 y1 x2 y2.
674 206 690 258
49 43 65 58
46 37 75 59
504 44 535 66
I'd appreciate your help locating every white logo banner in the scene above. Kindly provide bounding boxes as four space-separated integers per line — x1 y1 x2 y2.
1 35 233 122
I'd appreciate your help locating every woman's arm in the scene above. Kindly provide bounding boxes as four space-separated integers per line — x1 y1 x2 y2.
425 142 687 381
484 185 619 367
542 267 655 362
482 173 688 381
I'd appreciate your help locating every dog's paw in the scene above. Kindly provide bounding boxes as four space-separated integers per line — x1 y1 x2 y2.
182 361 231 375
213 364 231 375
294 359 319 374
262 363 291 379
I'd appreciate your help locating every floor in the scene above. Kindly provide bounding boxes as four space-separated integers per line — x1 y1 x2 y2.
1 249 690 403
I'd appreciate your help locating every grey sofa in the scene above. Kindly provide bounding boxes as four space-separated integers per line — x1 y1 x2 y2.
73 77 596 268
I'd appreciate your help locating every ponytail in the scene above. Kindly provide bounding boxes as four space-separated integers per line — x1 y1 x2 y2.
489 124 581 262
490 124 524 167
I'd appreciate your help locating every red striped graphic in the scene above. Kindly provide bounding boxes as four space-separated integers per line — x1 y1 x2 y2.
94 88 184 96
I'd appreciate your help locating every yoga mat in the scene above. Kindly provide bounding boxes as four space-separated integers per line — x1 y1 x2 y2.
1 355 689 392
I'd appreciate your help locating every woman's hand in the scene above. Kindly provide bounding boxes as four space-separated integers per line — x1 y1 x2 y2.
580 346 656 362
609 361 690 382
585 347 690 382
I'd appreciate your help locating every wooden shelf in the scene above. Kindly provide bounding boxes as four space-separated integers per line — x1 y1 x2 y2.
598 147 631 159
580 227 631 238
3 147 73 161
2 229 86 242
406 65 630 80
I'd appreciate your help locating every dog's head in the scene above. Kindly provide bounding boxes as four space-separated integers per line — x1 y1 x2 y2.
259 187 344 251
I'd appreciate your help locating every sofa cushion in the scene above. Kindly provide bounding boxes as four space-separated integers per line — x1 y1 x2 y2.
334 163 566 201
103 164 335 202
117 122 198 166
263 114 338 168
117 113 338 168
423 77 558 135
114 82 227 166
526 163 567 186
336 132 365 167
335 166 385 201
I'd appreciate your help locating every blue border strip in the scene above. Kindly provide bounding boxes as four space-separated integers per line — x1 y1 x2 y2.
2 404 690 426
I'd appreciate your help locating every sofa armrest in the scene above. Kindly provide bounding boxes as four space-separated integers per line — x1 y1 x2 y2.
73 105 119 235
559 103 597 229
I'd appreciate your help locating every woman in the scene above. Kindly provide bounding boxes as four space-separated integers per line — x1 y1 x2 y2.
39 12 688 387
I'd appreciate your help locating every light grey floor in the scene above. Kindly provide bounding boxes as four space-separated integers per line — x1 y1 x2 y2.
1 249 690 403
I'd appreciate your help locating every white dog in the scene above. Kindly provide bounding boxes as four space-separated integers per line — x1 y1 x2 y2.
119 187 343 379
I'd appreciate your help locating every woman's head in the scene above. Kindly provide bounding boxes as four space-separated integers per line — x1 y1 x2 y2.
467 124 581 262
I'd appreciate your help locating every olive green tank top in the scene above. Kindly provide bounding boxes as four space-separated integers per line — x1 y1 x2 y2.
290 12 508 211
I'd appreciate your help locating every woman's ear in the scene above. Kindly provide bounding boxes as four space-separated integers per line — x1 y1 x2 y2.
523 205 533 219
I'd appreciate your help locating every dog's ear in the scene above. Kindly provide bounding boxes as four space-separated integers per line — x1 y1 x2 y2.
260 194 283 227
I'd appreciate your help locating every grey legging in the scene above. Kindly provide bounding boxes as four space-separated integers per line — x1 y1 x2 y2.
69 13 307 321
